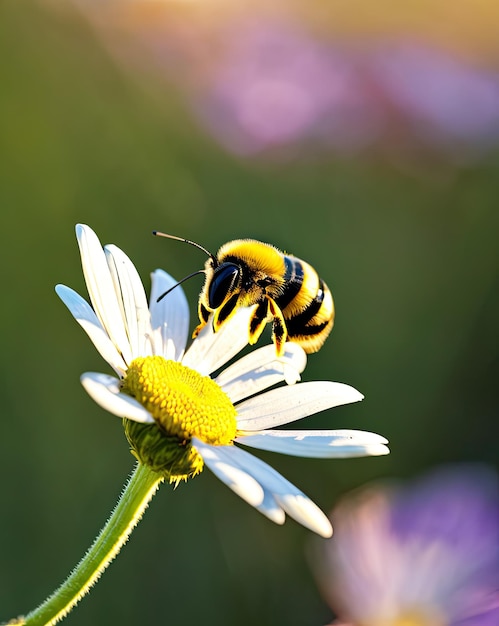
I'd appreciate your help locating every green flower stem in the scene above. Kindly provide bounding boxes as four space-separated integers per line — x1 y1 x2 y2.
20 463 163 626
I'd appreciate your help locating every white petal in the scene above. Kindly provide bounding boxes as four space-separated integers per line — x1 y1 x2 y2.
236 381 364 430
313 429 389 444
199 441 331 536
80 372 155 423
105 244 153 359
274 493 332 538
254 492 286 525
215 343 307 403
76 224 133 365
182 306 255 376
229 444 332 537
236 430 390 458
193 440 264 507
149 269 190 361
195 441 286 524
55 284 127 376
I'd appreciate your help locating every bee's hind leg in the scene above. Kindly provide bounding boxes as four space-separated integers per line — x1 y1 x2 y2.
248 300 271 346
268 299 287 357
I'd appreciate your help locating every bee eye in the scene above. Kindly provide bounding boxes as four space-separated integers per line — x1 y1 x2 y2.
209 263 240 308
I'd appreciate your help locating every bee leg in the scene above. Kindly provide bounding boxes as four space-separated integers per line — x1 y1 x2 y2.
268 298 287 357
248 300 271 345
213 293 240 332
192 301 211 338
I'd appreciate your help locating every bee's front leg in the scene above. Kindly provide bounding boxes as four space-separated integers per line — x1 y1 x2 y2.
192 301 211 338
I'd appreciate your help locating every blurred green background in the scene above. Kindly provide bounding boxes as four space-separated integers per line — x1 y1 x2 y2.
1 1 497 625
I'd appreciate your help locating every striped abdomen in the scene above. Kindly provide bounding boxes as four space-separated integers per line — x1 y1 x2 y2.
275 255 335 353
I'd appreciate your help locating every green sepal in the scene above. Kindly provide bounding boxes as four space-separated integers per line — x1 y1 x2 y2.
124 419 203 482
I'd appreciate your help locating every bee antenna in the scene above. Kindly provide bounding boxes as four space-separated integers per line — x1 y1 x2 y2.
156 270 206 303
153 231 217 266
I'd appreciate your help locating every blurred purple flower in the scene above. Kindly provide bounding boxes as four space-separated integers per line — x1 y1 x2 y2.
371 43 499 147
191 21 383 156
66 5 499 161
188 24 499 159
315 466 499 626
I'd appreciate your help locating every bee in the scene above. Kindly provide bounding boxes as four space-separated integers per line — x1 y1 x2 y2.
154 232 335 356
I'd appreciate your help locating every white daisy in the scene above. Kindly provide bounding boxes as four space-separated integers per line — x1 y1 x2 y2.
56 224 389 538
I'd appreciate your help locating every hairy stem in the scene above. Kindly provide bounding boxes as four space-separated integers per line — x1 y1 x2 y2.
18 463 162 626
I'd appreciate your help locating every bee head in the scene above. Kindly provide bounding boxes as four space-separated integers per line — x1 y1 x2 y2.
208 263 241 308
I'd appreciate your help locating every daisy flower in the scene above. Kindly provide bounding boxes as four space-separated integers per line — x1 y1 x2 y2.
55 224 389 538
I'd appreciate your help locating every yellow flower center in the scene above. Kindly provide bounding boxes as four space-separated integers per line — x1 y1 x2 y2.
121 356 237 483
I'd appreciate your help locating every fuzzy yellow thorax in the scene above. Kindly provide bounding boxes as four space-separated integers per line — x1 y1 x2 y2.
122 356 237 482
